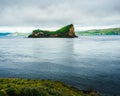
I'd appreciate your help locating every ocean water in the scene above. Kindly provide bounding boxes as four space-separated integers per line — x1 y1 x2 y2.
0 36 120 96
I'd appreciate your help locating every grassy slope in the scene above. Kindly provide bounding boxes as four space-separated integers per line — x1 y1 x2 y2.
0 78 98 96
32 24 73 35
77 28 120 35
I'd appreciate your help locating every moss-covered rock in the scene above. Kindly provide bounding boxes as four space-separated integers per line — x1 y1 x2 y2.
28 24 78 38
0 78 99 96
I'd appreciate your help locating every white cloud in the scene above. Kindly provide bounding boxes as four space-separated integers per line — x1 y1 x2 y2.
0 0 120 32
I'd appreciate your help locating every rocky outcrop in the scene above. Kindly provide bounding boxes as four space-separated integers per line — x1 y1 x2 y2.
28 24 78 38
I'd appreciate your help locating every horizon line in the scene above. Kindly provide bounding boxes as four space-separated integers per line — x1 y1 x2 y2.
0 26 120 33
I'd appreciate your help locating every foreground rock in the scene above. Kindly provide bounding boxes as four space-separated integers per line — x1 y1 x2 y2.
0 78 99 96
28 24 78 38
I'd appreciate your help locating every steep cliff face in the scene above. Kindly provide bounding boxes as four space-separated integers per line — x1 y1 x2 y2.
69 25 75 37
28 24 77 38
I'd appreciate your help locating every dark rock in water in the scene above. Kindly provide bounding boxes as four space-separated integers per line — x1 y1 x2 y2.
28 24 78 38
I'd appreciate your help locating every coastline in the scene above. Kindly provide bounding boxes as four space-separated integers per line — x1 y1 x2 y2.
0 78 99 96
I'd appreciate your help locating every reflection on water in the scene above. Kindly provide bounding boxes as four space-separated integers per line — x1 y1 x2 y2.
0 36 120 96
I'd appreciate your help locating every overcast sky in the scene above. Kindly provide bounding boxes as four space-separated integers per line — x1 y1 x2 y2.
0 0 120 32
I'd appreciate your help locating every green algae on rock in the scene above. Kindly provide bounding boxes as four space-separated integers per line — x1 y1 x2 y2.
28 24 78 38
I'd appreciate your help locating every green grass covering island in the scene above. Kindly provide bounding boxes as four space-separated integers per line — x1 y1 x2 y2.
77 28 120 35
0 78 99 96
28 24 77 38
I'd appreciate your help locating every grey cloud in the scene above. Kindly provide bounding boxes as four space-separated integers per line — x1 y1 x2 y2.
0 0 120 28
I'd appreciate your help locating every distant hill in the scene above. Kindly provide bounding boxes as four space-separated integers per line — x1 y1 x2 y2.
0 32 31 37
9 32 30 37
0 33 11 36
28 24 77 38
77 28 120 35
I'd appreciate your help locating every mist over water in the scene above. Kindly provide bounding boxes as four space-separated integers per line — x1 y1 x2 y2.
0 36 120 95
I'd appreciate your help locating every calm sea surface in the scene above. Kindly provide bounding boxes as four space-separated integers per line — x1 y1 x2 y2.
0 36 120 95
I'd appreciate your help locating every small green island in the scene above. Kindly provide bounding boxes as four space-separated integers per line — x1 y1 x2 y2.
28 24 77 38
0 78 99 96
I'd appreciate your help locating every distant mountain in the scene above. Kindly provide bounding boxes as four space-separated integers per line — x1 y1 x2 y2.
0 32 31 37
77 28 120 35
9 32 30 37
28 24 77 38
0 33 11 36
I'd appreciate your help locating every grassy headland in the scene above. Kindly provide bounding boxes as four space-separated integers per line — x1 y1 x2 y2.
77 28 120 35
0 78 99 96
28 24 77 38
